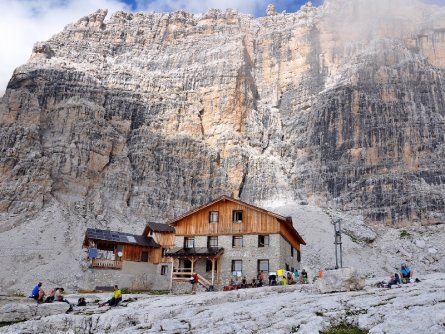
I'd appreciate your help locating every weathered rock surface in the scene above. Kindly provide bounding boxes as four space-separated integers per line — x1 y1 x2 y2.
315 267 365 293
0 300 70 323
1 0 445 227
1 274 445 334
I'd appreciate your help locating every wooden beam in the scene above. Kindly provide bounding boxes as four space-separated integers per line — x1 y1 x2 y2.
216 258 220 284
169 258 174 290
211 258 215 286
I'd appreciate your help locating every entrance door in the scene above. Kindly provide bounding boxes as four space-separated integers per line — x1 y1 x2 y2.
180 259 192 272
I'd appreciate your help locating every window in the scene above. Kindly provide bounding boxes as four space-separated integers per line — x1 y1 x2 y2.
206 260 217 272
232 260 242 276
184 237 195 248
207 236 218 248
232 210 243 223
258 235 270 247
161 265 168 275
232 236 243 248
291 246 294 257
297 249 301 262
257 259 269 274
209 211 219 223
141 251 149 262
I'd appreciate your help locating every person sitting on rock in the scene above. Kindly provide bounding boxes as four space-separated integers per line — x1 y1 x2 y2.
280 276 288 286
301 269 308 284
30 282 45 303
400 263 413 283
386 273 401 288
100 285 122 307
45 287 56 303
287 272 295 285
55 288 73 311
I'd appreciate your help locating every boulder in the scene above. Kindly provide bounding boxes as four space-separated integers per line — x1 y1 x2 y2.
316 268 365 293
0 301 70 322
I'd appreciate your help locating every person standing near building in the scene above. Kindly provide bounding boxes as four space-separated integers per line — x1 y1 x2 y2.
191 272 199 294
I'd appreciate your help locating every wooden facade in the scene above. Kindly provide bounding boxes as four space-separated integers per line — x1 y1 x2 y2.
150 232 175 248
122 244 152 263
170 197 305 249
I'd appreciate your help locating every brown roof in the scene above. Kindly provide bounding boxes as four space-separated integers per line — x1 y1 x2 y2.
165 247 224 258
168 195 306 245
143 222 175 235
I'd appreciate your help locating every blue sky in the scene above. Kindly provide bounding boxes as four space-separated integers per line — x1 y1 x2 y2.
121 0 324 17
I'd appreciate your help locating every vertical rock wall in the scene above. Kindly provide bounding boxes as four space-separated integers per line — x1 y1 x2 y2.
0 0 444 226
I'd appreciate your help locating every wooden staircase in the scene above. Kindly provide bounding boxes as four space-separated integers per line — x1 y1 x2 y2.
172 270 213 290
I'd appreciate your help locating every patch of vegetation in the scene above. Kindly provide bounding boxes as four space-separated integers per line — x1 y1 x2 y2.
120 288 169 295
12 293 25 298
399 230 411 238
349 235 360 244
320 323 368 334
78 289 101 294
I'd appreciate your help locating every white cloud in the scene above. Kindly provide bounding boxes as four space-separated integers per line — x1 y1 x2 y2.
0 0 130 96
135 0 269 16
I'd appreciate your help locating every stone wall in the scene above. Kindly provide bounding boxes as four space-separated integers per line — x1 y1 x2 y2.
80 261 171 291
173 234 298 286
279 236 301 274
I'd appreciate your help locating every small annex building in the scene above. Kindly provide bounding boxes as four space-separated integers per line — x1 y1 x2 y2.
82 196 306 291
82 226 174 290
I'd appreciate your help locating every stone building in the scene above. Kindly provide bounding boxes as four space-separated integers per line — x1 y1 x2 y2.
166 196 306 289
82 196 305 291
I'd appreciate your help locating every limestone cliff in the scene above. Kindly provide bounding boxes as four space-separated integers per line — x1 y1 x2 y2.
1 0 444 226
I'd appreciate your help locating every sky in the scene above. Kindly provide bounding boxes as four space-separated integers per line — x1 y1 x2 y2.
0 0 444 95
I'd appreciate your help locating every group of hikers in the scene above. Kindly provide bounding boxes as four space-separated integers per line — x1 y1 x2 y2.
30 283 122 309
380 262 419 288
29 262 417 303
30 283 73 311
224 269 309 291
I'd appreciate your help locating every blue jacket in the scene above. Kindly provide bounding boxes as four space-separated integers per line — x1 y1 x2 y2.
400 267 411 278
31 285 40 297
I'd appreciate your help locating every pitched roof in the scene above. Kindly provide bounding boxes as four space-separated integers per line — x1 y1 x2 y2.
84 228 160 248
168 195 306 245
143 222 175 235
165 247 224 258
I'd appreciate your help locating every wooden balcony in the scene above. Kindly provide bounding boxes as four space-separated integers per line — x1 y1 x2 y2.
91 258 122 270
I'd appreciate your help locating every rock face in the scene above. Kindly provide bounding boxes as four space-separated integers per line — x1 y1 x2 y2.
0 0 445 227
0 301 70 323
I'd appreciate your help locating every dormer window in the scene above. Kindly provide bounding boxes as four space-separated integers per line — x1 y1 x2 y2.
232 210 243 223
209 211 219 223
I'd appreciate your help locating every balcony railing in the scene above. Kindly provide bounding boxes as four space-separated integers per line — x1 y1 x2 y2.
91 258 122 269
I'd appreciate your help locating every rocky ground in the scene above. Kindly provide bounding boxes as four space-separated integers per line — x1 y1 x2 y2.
1 273 444 333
